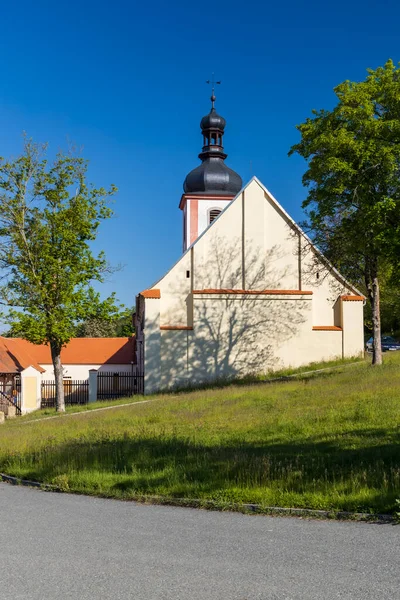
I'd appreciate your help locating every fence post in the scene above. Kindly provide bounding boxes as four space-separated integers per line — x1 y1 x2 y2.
88 369 98 403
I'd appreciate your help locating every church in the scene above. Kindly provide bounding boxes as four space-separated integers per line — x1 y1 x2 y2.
135 92 364 394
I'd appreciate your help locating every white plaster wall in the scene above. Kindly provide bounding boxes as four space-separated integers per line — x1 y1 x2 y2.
143 298 161 394
159 250 192 326
184 202 190 252
160 330 190 389
197 199 231 236
194 197 243 290
157 293 344 390
39 363 134 381
342 300 365 357
21 366 42 413
302 246 352 326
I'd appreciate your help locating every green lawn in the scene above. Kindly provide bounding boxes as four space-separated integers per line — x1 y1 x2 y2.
1 354 399 514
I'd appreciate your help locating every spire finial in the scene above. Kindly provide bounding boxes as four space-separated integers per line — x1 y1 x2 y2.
206 73 221 109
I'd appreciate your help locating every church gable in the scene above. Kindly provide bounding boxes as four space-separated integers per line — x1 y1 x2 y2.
136 99 364 393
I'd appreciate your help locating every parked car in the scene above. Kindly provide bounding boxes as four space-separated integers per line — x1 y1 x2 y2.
365 336 400 352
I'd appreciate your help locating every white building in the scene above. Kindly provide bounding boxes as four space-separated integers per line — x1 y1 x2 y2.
136 96 364 394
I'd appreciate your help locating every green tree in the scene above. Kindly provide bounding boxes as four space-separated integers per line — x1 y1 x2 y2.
290 60 400 365
75 306 135 337
0 139 118 411
364 262 400 338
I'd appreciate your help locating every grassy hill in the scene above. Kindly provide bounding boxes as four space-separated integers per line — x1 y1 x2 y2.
1 354 399 515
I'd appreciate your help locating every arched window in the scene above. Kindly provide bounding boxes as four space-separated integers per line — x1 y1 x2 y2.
208 208 222 225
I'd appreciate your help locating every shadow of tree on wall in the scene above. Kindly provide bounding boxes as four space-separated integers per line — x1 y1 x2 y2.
155 235 309 388
286 223 351 304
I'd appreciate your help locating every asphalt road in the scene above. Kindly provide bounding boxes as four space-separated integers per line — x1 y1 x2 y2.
1 484 399 600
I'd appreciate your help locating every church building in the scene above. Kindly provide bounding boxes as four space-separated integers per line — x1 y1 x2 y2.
136 93 364 394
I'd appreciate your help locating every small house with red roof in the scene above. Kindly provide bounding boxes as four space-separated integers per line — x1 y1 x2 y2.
0 336 135 413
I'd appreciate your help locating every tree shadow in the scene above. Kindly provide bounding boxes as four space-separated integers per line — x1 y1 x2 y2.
15 426 400 514
138 236 313 390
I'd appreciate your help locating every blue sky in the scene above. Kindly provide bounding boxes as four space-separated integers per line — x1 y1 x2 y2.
1 0 399 308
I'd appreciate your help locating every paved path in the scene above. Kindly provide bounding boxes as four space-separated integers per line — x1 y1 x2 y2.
1 484 398 600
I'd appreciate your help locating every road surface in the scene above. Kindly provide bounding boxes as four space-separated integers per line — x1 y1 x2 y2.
0 483 398 599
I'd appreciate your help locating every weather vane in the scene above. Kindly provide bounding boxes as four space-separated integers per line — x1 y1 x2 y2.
206 73 221 108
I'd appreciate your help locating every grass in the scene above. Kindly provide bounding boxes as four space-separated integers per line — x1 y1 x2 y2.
13 395 150 423
0 354 399 515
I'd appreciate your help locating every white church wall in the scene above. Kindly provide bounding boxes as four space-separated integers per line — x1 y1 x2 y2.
193 197 243 290
160 330 190 389
197 198 231 236
157 292 345 390
342 299 365 358
142 178 364 392
302 245 352 327
159 250 192 327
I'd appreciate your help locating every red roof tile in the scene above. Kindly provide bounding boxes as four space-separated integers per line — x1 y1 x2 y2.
0 338 45 373
139 289 161 299
341 295 365 301
0 337 135 367
160 326 193 330
192 289 313 295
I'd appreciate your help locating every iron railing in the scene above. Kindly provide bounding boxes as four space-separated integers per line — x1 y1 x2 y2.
97 372 144 399
0 376 22 415
41 380 89 408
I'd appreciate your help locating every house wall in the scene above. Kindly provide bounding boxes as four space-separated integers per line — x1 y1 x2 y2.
142 179 364 392
39 363 134 381
21 366 41 413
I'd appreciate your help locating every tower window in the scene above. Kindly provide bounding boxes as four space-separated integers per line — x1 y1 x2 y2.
209 209 222 225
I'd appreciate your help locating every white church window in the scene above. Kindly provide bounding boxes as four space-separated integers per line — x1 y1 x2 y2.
208 208 222 225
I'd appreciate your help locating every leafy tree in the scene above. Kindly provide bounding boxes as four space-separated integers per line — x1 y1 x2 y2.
290 60 400 365
0 139 118 411
75 306 135 337
364 262 400 338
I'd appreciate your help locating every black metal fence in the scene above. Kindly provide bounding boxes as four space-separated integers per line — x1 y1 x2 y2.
97 372 144 399
0 376 22 415
40 373 143 408
41 380 89 408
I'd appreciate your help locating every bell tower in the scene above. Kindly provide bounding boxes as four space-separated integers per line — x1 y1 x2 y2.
180 85 242 252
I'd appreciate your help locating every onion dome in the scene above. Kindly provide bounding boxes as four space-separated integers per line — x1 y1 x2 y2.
200 108 226 132
183 93 242 196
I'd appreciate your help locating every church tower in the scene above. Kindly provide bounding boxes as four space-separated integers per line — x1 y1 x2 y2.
180 90 242 252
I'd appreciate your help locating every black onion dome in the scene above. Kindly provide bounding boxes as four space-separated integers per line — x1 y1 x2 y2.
200 108 226 131
183 98 242 196
184 159 242 196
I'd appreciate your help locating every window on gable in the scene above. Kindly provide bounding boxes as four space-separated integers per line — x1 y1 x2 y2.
209 209 221 225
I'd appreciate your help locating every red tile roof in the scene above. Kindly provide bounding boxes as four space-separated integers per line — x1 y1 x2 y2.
139 289 161 299
0 337 135 367
0 338 45 373
160 326 193 330
341 295 365 301
192 289 313 295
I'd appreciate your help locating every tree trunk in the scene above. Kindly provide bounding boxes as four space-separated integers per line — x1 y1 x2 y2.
365 257 383 366
371 275 382 366
50 342 65 412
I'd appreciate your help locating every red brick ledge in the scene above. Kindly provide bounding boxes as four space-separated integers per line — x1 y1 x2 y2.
192 289 313 296
160 326 193 331
341 295 364 301
139 289 161 299
312 326 342 331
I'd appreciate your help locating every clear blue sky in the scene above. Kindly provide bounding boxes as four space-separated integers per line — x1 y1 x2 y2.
1 0 399 308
